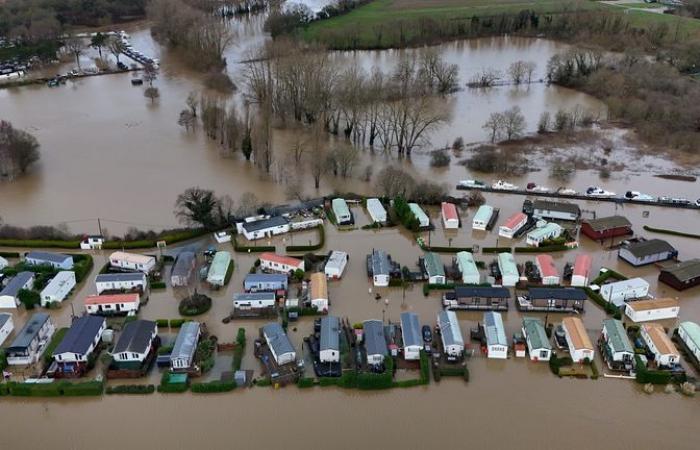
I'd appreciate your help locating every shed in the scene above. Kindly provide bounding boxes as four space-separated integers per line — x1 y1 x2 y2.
0 271 34 308
532 200 580 221
497 253 519 287
535 254 559 285
423 252 445 284
332 198 352 225
171 251 196 287
206 251 231 287
170 321 201 370
484 312 508 359
640 323 679 368
571 254 592 287
441 202 459 229
5 312 54 366
324 251 348 279
319 316 340 363
363 320 387 366
244 273 288 293
262 322 296 366
582 215 632 240
561 317 594 363
95 272 147 294
455 251 480 284
400 312 422 361
437 310 464 357
111 320 158 368
408 203 430 228
618 239 677 267
624 298 680 323
308 272 329 311
659 259 700 291
0 313 14 346
499 212 527 238
601 319 634 369
522 317 551 362
25 251 73 270
40 270 76 306
366 198 387 223
526 222 563 247
678 321 700 364
472 204 494 231
600 277 649 307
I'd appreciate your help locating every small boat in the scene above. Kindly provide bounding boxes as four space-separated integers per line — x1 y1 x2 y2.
526 182 550 193
131 78 143 86
492 180 519 191
625 191 654 202
458 179 486 188
558 188 577 196
585 186 616 198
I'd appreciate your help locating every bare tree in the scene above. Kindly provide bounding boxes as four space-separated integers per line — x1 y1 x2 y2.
236 192 260 217
108 37 126 64
468 68 500 88
65 33 84 71
0 120 41 178
328 143 359 178
374 166 416 198
483 112 505 143
186 92 198 117
143 63 158 86
144 86 160 103
508 60 528 85
525 61 537 84
308 121 326 189
178 110 196 131
502 106 526 140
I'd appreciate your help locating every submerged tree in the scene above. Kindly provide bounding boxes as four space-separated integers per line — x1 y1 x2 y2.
174 187 219 229
0 120 41 179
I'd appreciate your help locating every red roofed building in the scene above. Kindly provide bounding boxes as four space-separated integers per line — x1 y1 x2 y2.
259 252 305 274
535 254 559 285
441 202 459 229
85 293 140 316
571 254 592 287
499 212 528 239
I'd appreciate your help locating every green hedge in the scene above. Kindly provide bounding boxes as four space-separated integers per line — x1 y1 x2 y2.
0 239 81 249
232 237 275 253
102 229 209 250
42 328 68 365
584 287 621 318
169 319 187 328
224 260 235 285
514 245 569 253
71 254 93 283
157 372 189 393
151 281 166 289
233 328 246 371
634 356 672 385
0 252 20 258
548 354 573 376
482 247 512 253
357 357 394 390
155 319 169 328
591 268 628 286
419 245 472 254
191 380 236 393
5 381 104 397
643 225 700 240
106 384 155 395
286 225 325 252
297 377 315 388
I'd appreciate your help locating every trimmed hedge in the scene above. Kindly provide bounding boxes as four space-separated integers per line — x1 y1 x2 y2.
106 384 155 395
191 380 236 393
158 372 189 393
71 254 94 283
151 281 166 289
102 229 209 250
548 354 573 376
591 268 628 286
232 328 246 371
297 377 315 388
5 380 104 397
155 319 169 328
419 245 472 254
286 225 325 252
634 356 672 385
232 237 275 253
482 247 512 253
643 225 700 240
514 245 569 253
584 287 622 318
0 239 81 249
169 319 187 328
0 252 20 258
223 260 235 285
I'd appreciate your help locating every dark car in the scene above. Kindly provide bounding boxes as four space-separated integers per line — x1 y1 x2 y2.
422 325 432 344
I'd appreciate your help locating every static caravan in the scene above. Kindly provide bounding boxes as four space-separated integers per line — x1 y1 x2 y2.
80 235 104 250
497 253 519 287
85 293 140 316
40 271 76 306
171 251 196 287
206 251 232 287
437 310 464 358
499 212 527 238
319 316 340 363
366 198 387 224
0 313 14 346
363 320 387 366
535 254 559 285
239 216 290 241
640 323 679 368
400 312 422 361
423 252 446 285
523 287 586 313
571 254 592 287
448 286 510 311
95 272 147 294
532 200 580 221
25 251 73 270
408 203 430 228
324 251 349 279
0 271 34 308
658 259 700 291
601 319 634 370
441 202 459 229
259 252 304 274
110 320 158 370
369 249 391 287
561 317 594 363
308 272 329 311
618 239 678 267
678 321 700 364
233 292 276 311
484 312 508 359
109 251 156 273
244 274 288 293
6 312 55 366
522 317 551 362
263 322 296 366
472 205 494 231
332 198 353 225
170 321 201 370
624 298 680 323
526 223 563 247
455 251 480 284
52 315 106 378
599 277 649 307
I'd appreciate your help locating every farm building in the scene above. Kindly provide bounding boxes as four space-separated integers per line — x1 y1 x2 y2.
85 293 140 316
366 198 387 223
206 251 232 287
25 251 73 270
618 239 678 267
472 204 494 231
51 315 106 378
40 271 76 306
441 202 459 229
581 215 632 241
324 251 348 279
484 312 508 359
363 320 387 366
400 312 422 361
110 320 158 370
535 254 559 285
519 287 586 312
497 253 519 287
308 272 329 311
369 249 391 287
521 317 551 362
408 203 430 228
640 323 680 369
233 292 276 311
5 312 55 366
244 273 288 293
624 298 680 323
561 317 594 363
95 272 147 294
80 235 104 250
526 223 563 247
531 200 580 221
0 313 14 346
499 212 528 238
0 271 34 308
259 252 304 274
678 321 700 364
170 321 201 370
437 310 464 358
571 254 592 287
319 316 340 363
109 251 156 273
601 319 634 371
423 252 446 284
599 277 649 307
446 286 510 311
263 322 296 366
238 215 290 241
171 251 196 287
332 198 353 225
659 259 700 291
455 251 480 284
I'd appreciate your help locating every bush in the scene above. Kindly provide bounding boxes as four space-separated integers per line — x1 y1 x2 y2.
548 353 573 376
583 287 619 316
0 239 81 249
178 293 212 316
634 356 672 385
169 319 187 328
106 384 155 395
151 281 166 290
6 380 104 397
0 349 7 371
70 254 93 283
430 150 451 167
191 380 236 393
297 377 315 388
196 338 216 374
223 260 235 285
392 196 420 232
18 289 40 310
156 319 169 328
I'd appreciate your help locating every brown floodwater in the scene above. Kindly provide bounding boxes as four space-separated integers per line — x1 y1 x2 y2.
1 14 700 449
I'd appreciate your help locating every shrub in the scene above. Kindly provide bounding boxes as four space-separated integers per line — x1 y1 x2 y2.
178 293 212 316
70 254 93 282
297 377 315 388
18 289 40 310
106 384 155 395
156 319 169 328
392 196 420 231
191 380 236 393
430 150 451 167
634 356 672 385
169 319 187 328
0 349 7 371
6 380 104 397
151 281 166 290
196 338 216 373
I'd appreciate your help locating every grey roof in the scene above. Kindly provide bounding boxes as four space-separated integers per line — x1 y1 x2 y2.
423 252 445 278
263 198 324 217
660 259 700 282
233 292 276 302
533 200 580 216
371 249 390 276
53 315 105 356
528 287 587 301
112 320 157 354
244 273 288 285
400 312 422 348
0 271 34 297
0 313 11 329
242 216 289 233
437 310 464 348
603 319 633 354
172 252 195 277
623 239 676 258
455 286 510 299
363 320 387 357
26 251 72 264
484 312 507 347
7 312 51 351
95 273 146 283
523 317 551 351
320 316 340 352
263 322 295 356
583 215 632 232
171 321 200 360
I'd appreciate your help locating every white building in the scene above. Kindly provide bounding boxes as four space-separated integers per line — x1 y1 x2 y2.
308 272 329 312
366 198 387 224
263 322 296 366
40 271 76 307
497 253 519 287
526 223 563 247
109 251 156 273
0 255 9 270
170 321 201 370
369 249 391 287
640 323 680 368
522 317 551 362
6 313 55 366
532 200 580 221
52 315 106 376
0 271 34 308
363 320 387 366
535 254 559 285
624 298 680 323
408 203 430 228
600 277 650 307
678 321 700 364
562 317 594 363
332 198 352 225
484 312 508 359
259 252 304 274
400 312 422 361
95 272 148 294
441 202 459 229
238 216 290 241
437 310 464 358
472 205 494 231
233 292 276 311
213 230 232 244
80 235 104 250
110 320 158 368
324 251 348 279
319 316 340 363
456 251 480 284
25 251 73 270
571 254 592 287
0 313 14 346
85 293 140 316
499 212 528 238
601 319 634 369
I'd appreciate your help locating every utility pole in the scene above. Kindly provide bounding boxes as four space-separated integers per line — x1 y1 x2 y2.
97 217 103 236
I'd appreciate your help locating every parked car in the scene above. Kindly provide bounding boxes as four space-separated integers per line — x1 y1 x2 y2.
422 325 432 344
